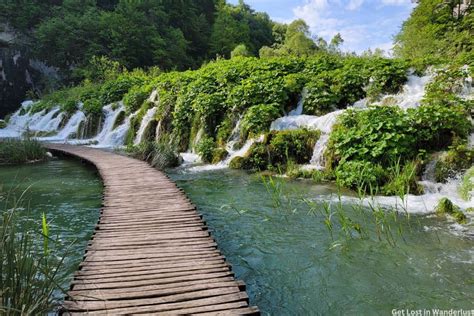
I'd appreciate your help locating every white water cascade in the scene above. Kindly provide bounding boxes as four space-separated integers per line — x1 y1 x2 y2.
40 111 86 142
85 103 128 148
379 73 433 109
134 107 157 145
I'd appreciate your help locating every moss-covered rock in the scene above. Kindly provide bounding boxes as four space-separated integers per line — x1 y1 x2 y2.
229 129 320 172
211 148 228 164
0 120 6 129
435 198 467 224
229 156 246 169
112 111 126 130
434 145 474 183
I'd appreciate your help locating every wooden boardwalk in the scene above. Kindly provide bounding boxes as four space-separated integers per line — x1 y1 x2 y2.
46 144 259 315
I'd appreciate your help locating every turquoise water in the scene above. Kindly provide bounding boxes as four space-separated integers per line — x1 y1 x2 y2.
169 168 474 315
1 158 472 315
0 158 102 287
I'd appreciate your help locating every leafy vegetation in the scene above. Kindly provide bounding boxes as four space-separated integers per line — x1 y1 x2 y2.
327 104 471 194
126 138 181 170
0 139 47 165
229 129 320 171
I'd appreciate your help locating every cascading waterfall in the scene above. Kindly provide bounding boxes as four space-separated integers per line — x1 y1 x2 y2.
30 107 62 132
92 104 126 146
134 107 157 145
379 73 433 109
40 111 86 141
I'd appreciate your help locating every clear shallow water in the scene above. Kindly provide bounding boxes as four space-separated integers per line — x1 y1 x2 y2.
0 158 102 289
169 169 474 315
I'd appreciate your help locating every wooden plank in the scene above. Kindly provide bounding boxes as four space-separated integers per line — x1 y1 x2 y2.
44 144 258 315
66 292 249 315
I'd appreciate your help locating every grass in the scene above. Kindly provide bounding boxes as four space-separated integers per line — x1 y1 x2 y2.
0 190 68 314
0 139 47 165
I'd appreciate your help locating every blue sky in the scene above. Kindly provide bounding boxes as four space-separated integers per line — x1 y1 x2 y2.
229 0 416 55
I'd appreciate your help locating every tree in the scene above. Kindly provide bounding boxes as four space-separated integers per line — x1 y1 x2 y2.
329 33 344 52
231 44 251 58
394 0 473 61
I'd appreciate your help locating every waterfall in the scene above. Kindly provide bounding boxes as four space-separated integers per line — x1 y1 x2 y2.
309 134 330 169
93 118 130 148
288 88 307 116
225 117 242 152
40 111 86 141
187 135 264 172
134 107 157 145
379 73 433 109
271 110 345 168
94 104 124 144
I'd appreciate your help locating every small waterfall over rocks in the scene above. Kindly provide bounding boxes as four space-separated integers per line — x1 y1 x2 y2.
134 107 157 145
40 110 86 141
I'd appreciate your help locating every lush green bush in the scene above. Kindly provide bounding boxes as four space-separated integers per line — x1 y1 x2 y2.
303 77 339 115
335 160 386 193
123 84 153 114
196 137 216 163
126 139 180 170
99 73 146 105
329 106 416 166
328 103 472 194
82 98 103 116
0 139 47 164
233 129 320 171
241 104 281 138
411 104 471 150
269 129 320 165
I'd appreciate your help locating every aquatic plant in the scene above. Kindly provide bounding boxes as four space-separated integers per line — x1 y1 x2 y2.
459 166 474 201
0 139 47 165
0 197 67 314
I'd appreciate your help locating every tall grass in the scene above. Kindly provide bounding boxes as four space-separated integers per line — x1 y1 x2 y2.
0 139 47 165
0 192 67 315
260 173 414 247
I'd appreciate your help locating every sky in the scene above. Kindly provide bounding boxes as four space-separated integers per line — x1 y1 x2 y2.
228 0 417 55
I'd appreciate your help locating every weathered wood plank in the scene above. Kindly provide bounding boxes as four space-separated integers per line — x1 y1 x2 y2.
44 144 258 316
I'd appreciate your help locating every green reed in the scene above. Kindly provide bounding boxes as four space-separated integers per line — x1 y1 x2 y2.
0 190 68 315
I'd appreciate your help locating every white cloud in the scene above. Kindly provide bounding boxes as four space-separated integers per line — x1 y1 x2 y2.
289 0 415 53
346 0 364 10
381 0 412 6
